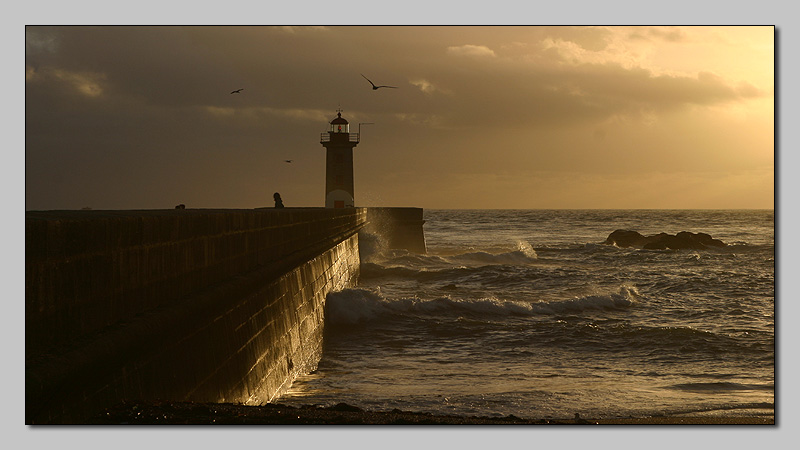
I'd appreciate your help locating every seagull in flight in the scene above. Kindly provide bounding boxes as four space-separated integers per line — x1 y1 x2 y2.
230 88 244 94
361 74 397 90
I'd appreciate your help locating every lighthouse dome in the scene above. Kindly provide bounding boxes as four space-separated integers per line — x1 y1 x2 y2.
330 112 348 124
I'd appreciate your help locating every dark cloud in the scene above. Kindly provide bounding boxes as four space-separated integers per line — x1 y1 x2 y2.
26 26 760 127
25 26 773 210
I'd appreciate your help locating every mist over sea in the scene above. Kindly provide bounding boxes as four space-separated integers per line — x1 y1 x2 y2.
279 209 775 420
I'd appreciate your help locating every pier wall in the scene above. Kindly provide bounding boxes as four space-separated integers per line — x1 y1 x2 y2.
26 208 366 424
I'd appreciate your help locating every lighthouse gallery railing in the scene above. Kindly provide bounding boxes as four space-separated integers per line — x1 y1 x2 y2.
320 133 360 143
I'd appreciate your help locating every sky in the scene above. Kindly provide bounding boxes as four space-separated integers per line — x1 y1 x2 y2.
24 24 774 210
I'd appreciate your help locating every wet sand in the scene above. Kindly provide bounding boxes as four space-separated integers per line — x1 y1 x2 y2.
88 401 774 425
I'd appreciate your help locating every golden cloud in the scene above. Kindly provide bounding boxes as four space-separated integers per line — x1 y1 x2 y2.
43 68 107 97
202 105 330 123
446 44 496 57
410 79 452 95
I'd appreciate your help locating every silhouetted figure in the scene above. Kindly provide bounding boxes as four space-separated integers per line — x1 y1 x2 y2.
230 88 244 94
273 192 284 208
361 74 397 90
175 204 185 209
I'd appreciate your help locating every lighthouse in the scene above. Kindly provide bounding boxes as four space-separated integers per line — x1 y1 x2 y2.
320 109 359 208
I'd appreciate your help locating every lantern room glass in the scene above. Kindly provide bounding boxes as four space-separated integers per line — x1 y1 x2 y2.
331 123 349 133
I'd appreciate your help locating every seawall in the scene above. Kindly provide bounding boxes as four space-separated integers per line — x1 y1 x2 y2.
26 208 366 424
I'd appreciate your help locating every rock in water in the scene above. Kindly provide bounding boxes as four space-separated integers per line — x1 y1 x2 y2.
604 230 727 250
603 230 646 248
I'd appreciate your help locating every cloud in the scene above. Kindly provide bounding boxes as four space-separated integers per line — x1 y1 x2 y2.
201 105 332 125
26 27 59 53
53 69 106 97
446 44 496 57
410 79 452 95
26 65 106 98
25 65 37 81
627 26 687 43
393 112 448 129
23 26 773 210
540 35 646 70
203 106 237 117
269 107 331 122
736 81 762 97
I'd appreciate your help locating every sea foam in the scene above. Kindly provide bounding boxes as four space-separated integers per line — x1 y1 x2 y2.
324 285 639 325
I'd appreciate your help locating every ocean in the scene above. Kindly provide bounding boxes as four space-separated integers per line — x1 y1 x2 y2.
279 209 775 420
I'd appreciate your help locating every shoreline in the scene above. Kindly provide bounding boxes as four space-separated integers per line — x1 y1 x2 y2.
86 401 775 425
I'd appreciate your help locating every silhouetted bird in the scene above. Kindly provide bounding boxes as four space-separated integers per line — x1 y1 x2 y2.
361 74 397 90
284 160 293 163
230 88 244 94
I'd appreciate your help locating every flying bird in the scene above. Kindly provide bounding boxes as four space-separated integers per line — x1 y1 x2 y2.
361 74 397 90
230 88 244 94
284 160 293 163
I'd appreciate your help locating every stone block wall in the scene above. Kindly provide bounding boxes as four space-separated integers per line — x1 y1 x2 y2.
26 208 365 423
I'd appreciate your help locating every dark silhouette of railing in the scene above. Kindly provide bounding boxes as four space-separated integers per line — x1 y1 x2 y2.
320 132 359 143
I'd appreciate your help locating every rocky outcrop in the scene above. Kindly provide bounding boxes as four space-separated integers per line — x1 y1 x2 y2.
604 230 727 250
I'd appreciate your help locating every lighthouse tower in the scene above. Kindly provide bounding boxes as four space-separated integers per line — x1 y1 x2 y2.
320 110 359 208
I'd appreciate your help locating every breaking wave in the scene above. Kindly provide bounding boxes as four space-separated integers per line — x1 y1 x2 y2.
446 241 538 265
324 285 639 326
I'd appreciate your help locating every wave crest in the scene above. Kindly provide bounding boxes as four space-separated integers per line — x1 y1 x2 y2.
325 285 639 326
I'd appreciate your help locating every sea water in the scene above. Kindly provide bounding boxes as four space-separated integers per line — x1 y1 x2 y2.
279 210 775 420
